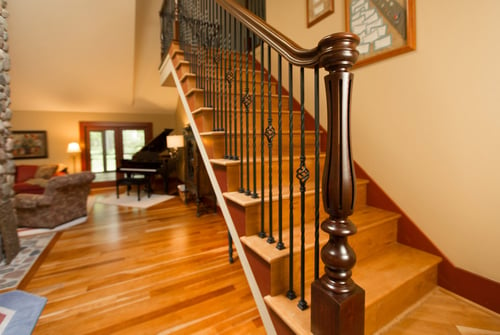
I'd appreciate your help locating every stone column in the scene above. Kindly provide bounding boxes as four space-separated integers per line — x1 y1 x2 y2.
0 0 20 264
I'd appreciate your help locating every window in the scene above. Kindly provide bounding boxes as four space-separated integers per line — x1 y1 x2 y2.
79 122 153 183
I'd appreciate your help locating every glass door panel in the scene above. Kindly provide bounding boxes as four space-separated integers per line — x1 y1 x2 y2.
122 130 145 159
89 131 104 173
105 130 116 171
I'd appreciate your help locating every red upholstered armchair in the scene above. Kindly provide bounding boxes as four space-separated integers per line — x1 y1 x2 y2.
14 171 95 229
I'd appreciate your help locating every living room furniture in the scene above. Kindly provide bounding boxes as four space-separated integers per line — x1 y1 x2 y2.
0 200 20 264
14 164 67 194
183 126 216 216
116 174 151 201
14 171 95 229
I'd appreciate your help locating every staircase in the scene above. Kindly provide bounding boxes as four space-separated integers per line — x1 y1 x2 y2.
160 1 442 334
164 44 441 334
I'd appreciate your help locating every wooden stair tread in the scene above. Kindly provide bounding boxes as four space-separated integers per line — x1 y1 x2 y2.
239 205 400 264
210 158 241 167
354 243 442 306
200 129 317 136
265 243 441 335
211 153 326 166
265 294 312 335
223 178 369 207
193 107 303 115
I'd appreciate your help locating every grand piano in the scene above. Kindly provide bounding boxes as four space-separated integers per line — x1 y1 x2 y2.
118 128 174 194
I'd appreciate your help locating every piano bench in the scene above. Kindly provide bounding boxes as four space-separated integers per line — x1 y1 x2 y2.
116 177 151 201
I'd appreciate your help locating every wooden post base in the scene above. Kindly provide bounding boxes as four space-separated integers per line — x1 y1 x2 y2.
311 279 365 335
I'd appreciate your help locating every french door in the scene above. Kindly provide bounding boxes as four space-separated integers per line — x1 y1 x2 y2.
79 122 153 177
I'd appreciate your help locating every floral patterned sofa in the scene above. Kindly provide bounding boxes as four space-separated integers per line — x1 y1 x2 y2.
14 171 95 229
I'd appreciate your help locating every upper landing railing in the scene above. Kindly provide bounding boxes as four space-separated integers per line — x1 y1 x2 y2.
161 1 365 334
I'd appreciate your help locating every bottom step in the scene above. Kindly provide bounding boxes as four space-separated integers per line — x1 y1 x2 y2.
265 243 441 334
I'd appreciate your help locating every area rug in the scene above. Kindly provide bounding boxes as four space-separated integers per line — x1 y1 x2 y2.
96 193 175 209
0 290 47 335
0 233 56 291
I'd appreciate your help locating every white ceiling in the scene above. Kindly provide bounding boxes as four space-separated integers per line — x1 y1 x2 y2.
8 0 177 114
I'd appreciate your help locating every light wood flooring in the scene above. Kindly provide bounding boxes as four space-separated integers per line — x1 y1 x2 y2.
22 190 499 334
23 190 265 334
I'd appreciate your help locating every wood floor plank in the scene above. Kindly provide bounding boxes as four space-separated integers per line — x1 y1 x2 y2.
24 192 265 335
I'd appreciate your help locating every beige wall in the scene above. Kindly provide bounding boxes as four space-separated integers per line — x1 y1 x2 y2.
267 0 500 282
8 0 178 114
8 0 179 171
11 110 175 172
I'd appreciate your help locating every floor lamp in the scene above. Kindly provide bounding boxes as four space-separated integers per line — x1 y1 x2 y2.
67 142 81 173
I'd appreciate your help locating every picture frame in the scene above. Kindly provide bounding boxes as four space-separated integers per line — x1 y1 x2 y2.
307 0 334 27
12 130 48 159
345 0 416 67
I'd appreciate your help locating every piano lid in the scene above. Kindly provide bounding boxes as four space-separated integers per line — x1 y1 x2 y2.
131 128 173 162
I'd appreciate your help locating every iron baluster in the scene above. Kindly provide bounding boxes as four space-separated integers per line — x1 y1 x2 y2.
314 66 320 280
266 45 275 245
287 62 297 300
245 30 251 196
251 32 258 199
258 40 266 239
238 20 245 193
276 55 284 250
297 67 309 311
233 17 239 161
223 11 229 158
226 16 233 159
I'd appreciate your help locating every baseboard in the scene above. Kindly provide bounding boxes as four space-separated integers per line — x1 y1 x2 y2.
354 162 500 313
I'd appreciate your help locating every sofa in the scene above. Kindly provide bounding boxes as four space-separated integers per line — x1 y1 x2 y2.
14 171 95 229
14 164 67 194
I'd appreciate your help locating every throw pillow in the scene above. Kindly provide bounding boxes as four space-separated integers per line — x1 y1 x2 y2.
26 178 50 187
15 165 39 183
34 164 58 179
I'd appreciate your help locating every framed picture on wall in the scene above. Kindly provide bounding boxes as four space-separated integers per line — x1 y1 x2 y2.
307 0 334 27
12 130 48 159
345 0 416 67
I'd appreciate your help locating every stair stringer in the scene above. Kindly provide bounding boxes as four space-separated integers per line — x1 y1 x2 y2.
159 46 277 335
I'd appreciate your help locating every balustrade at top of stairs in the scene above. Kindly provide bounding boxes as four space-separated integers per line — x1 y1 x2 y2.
160 1 442 334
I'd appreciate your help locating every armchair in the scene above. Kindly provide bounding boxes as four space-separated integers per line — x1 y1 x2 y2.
14 171 95 229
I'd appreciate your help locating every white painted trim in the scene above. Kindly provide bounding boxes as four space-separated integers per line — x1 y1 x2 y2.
160 53 277 335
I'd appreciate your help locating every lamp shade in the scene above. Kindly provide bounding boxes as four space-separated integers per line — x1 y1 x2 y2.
167 135 184 149
67 142 81 154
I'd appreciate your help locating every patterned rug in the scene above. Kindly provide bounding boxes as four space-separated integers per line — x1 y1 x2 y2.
0 290 47 334
0 233 56 291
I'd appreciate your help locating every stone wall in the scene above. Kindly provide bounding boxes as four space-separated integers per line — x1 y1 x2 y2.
0 0 19 264
0 0 14 202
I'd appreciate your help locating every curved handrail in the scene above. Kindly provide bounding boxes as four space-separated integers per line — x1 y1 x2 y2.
217 0 360 71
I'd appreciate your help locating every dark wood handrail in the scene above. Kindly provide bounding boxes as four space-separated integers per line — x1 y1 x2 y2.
217 0 359 71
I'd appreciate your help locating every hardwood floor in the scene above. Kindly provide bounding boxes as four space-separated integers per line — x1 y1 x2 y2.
21 189 499 334
23 190 265 334
379 287 500 335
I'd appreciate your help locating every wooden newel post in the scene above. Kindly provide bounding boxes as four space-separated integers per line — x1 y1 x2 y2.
311 33 365 335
